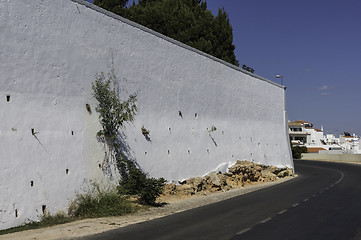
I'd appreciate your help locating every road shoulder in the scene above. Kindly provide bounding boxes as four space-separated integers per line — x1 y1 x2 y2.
0 176 296 240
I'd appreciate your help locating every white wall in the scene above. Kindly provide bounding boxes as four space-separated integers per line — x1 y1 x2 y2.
0 0 293 230
302 153 361 162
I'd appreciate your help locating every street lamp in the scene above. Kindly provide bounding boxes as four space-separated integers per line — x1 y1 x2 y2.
276 74 283 86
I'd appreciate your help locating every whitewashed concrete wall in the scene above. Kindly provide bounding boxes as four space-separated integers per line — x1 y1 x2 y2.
302 153 361 162
0 0 293 230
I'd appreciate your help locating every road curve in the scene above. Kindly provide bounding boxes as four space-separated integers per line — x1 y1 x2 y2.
81 160 361 240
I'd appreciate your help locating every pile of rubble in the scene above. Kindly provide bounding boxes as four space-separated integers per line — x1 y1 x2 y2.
162 161 293 197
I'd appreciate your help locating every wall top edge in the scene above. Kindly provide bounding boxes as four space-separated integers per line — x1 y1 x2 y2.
71 0 285 90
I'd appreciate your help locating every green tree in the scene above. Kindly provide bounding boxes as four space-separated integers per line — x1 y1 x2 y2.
93 0 129 15
94 0 239 66
211 8 238 66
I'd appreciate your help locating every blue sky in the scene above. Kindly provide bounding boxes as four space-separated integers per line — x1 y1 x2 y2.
86 0 361 135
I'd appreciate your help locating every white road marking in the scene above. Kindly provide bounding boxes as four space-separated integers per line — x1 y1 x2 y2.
235 169 346 239
335 171 345 184
236 227 252 235
278 209 287 215
259 217 272 224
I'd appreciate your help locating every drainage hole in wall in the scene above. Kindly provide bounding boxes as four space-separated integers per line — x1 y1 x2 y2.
86 104 92 113
207 149 209 154
178 111 183 118
66 169 69 174
188 150 191 155
222 131 224 135
168 128 171 134
145 151 147 155
31 128 35 135
168 150 171 156
42 205 47 214
71 131 74 135
6 95 10 102
98 164 102 168
15 209 18 218
30 181 34 187
195 113 198 118
258 143 260 146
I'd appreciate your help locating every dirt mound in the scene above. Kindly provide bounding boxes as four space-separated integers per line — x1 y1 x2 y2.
161 161 293 199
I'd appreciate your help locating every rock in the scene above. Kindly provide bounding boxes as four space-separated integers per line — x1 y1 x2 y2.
225 176 236 187
161 161 294 200
163 183 176 195
186 177 203 192
243 173 248 181
228 165 240 175
255 165 264 171
277 169 293 178
176 184 195 195
217 174 227 186
269 166 279 174
252 171 261 181
261 169 278 181
207 172 221 187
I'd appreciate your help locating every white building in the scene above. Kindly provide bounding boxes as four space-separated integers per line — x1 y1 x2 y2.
339 134 360 154
289 120 360 154
324 134 340 145
289 120 324 147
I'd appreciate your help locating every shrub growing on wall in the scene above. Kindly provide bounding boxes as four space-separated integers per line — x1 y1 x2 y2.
92 70 138 178
92 69 166 204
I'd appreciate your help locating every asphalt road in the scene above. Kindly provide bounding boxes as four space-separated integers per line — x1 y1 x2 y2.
81 160 361 240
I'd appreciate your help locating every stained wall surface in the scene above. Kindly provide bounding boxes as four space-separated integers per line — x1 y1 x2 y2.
0 0 293 230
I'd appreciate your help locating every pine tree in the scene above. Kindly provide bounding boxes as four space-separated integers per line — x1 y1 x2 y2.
93 0 129 15
94 0 239 66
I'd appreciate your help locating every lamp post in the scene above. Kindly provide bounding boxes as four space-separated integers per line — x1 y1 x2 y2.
276 74 283 86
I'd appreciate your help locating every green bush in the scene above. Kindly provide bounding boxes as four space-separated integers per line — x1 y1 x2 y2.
292 145 307 159
72 188 135 218
118 167 166 205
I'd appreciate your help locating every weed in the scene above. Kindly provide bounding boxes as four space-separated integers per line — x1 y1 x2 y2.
71 187 137 218
0 213 75 236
